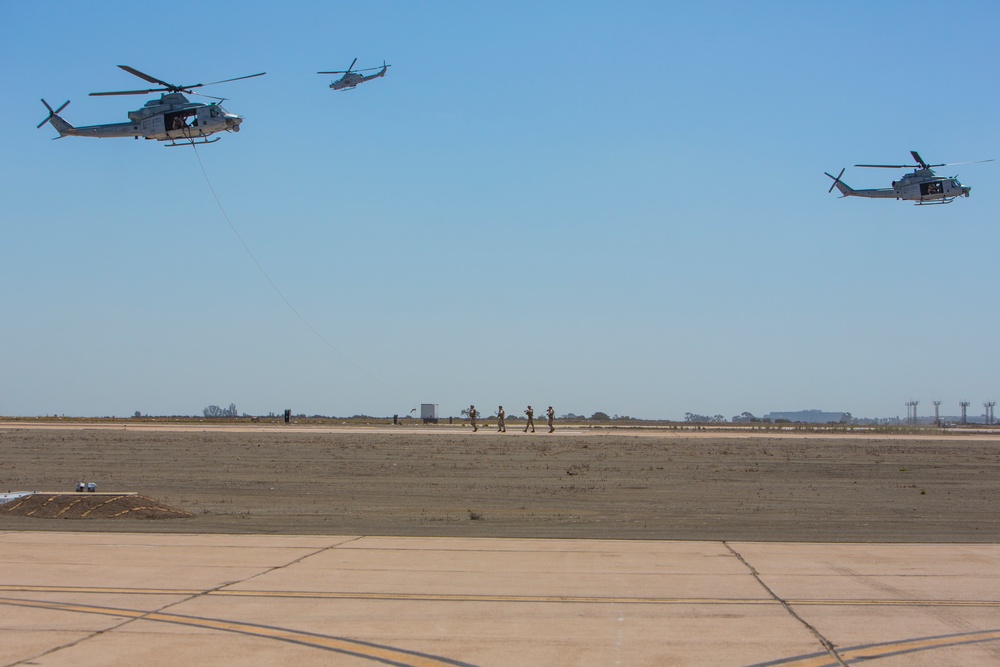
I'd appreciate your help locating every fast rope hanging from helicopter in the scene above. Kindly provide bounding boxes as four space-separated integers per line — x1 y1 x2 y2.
187 142 407 399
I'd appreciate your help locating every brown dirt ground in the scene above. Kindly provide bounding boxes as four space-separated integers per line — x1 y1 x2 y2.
1 424 998 542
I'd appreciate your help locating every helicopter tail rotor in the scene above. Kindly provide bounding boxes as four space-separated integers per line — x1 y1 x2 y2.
37 99 69 128
37 99 74 136
825 168 850 196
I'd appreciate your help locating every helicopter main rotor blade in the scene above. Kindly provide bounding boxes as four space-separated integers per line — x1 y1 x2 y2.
907 151 953 169
118 65 178 89
96 66 265 96
910 151 929 169
936 159 995 167
856 160 990 169
316 71 348 74
90 66 188 95
854 163 915 169
347 57 358 72
90 88 169 96
198 72 267 87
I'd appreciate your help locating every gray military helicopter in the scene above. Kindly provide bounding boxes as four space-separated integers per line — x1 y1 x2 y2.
825 151 992 205
38 65 265 147
317 58 390 91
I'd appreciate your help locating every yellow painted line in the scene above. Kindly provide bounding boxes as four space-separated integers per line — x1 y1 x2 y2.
1 585 997 608
758 654 842 667
0 585 202 595
842 630 1000 662
791 598 1000 608
0 585 774 605
217 591 1000 608
3 589 999 666
0 596 473 667
745 629 1000 666
216 590 779 605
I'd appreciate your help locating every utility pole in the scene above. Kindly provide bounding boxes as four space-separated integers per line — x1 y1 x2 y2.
985 401 996 425
933 400 941 426
960 401 970 425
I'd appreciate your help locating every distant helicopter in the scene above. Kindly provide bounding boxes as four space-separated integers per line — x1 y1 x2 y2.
825 151 992 205
317 58 390 91
38 65 266 147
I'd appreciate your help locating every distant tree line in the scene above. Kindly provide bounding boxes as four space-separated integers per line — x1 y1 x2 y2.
685 412 727 423
203 403 239 418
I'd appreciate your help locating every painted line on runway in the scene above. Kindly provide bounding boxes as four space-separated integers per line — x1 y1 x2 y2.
0 585 775 605
215 590 1000 608
743 628 1000 666
791 599 1000 608
0 585 202 595
0 596 476 667
5 587 998 665
218 590 779 605
2 584 998 608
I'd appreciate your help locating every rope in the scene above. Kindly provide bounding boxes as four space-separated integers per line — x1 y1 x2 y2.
189 142 407 399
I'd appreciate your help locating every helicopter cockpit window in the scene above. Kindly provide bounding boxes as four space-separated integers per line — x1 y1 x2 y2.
209 107 220 118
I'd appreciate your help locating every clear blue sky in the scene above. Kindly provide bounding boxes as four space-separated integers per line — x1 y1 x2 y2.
3 1 999 420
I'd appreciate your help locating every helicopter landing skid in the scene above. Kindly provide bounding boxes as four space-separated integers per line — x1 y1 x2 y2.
915 198 955 205
165 137 221 148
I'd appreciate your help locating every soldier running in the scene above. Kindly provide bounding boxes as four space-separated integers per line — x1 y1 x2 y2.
547 406 555 433
469 405 478 432
524 405 535 433
497 405 506 432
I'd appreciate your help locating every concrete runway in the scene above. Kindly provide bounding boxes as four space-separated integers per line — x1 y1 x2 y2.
1 532 998 666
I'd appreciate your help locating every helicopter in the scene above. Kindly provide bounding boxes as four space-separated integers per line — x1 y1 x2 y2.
317 58 390 91
38 65 265 147
825 151 992 205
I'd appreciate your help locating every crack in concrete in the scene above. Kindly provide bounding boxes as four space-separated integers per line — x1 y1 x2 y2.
724 541 849 667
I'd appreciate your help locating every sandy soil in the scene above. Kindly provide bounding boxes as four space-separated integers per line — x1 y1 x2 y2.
1 424 998 542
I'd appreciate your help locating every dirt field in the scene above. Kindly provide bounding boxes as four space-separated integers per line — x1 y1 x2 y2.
1 423 998 542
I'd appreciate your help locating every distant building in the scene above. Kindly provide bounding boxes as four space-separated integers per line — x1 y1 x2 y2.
764 409 848 424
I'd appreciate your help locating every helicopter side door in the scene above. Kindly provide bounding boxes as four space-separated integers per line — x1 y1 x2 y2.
920 181 944 197
141 114 165 140
163 110 191 134
898 183 919 200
